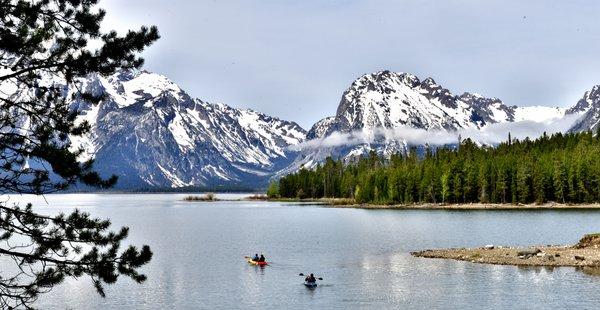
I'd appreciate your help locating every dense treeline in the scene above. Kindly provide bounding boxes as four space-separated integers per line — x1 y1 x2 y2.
272 131 600 204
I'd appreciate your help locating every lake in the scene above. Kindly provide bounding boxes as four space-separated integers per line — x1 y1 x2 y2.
5 193 600 309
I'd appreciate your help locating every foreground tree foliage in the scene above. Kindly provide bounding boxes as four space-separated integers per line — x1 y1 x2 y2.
0 0 159 308
277 130 600 205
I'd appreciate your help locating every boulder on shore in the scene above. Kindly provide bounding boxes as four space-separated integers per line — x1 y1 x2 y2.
517 248 541 257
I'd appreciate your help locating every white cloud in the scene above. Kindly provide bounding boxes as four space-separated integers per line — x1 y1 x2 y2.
292 114 581 151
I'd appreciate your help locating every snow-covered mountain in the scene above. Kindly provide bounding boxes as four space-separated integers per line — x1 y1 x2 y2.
293 70 567 170
6 66 597 190
308 70 565 140
68 70 306 189
567 85 600 133
70 70 600 187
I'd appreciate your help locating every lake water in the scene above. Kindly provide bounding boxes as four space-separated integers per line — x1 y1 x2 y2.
5 193 600 309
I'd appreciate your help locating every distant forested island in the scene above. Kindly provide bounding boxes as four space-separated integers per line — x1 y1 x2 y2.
270 130 600 205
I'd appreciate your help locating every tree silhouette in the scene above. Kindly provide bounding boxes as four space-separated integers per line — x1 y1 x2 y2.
0 0 159 308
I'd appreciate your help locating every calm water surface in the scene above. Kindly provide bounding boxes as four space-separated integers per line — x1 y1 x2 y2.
5 193 600 309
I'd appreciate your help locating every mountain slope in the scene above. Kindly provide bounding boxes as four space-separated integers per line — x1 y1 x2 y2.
68 71 306 189
5 66 591 190
308 70 564 140
567 85 600 133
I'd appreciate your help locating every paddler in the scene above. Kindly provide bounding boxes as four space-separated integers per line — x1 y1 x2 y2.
258 254 266 262
252 253 259 261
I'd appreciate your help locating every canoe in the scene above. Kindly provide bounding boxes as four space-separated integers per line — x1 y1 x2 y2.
304 281 317 288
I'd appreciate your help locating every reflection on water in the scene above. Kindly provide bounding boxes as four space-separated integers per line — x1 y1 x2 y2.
578 267 600 276
3 193 600 309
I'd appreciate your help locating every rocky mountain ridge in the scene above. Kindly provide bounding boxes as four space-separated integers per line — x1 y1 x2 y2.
67 70 306 189
4 67 598 189
296 70 576 172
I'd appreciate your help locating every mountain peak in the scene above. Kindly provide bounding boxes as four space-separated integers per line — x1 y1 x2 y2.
353 71 421 90
567 84 600 115
421 77 437 87
568 84 600 133
91 69 187 109
329 70 516 134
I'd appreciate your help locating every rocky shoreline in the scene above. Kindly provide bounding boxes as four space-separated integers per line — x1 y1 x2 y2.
262 197 600 210
411 234 600 267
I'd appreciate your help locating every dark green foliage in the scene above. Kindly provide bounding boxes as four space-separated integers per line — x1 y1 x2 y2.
1 1 159 308
277 131 600 205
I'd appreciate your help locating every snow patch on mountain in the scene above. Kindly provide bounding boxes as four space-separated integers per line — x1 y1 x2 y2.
306 116 336 140
513 106 566 122
65 70 306 189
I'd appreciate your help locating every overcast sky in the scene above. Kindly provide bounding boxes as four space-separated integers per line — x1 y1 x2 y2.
102 0 600 129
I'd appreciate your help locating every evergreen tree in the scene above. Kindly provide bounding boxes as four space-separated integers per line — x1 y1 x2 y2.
275 131 600 206
297 188 307 199
354 185 362 203
516 163 531 203
0 1 159 308
452 173 462 203
441 171 450 203
532 165 546 204
266 181 280 198
387 170 399 203
495 165 508 203
479 163 489 203
553 160 566 203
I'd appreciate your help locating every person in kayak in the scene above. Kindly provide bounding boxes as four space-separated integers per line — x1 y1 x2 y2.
258 254 266 262
305 273 316 283
252 254 259 261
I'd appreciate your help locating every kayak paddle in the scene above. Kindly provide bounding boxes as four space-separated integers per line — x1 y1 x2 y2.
299 273 323 280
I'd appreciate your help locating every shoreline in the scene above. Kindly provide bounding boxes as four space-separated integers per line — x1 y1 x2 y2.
183 195 600 210
411 245 600 267
411 234 600 268
267 199 600 210
326 202 600 210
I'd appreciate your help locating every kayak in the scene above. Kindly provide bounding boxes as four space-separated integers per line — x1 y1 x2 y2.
246 258 268 266
304 281 317 288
